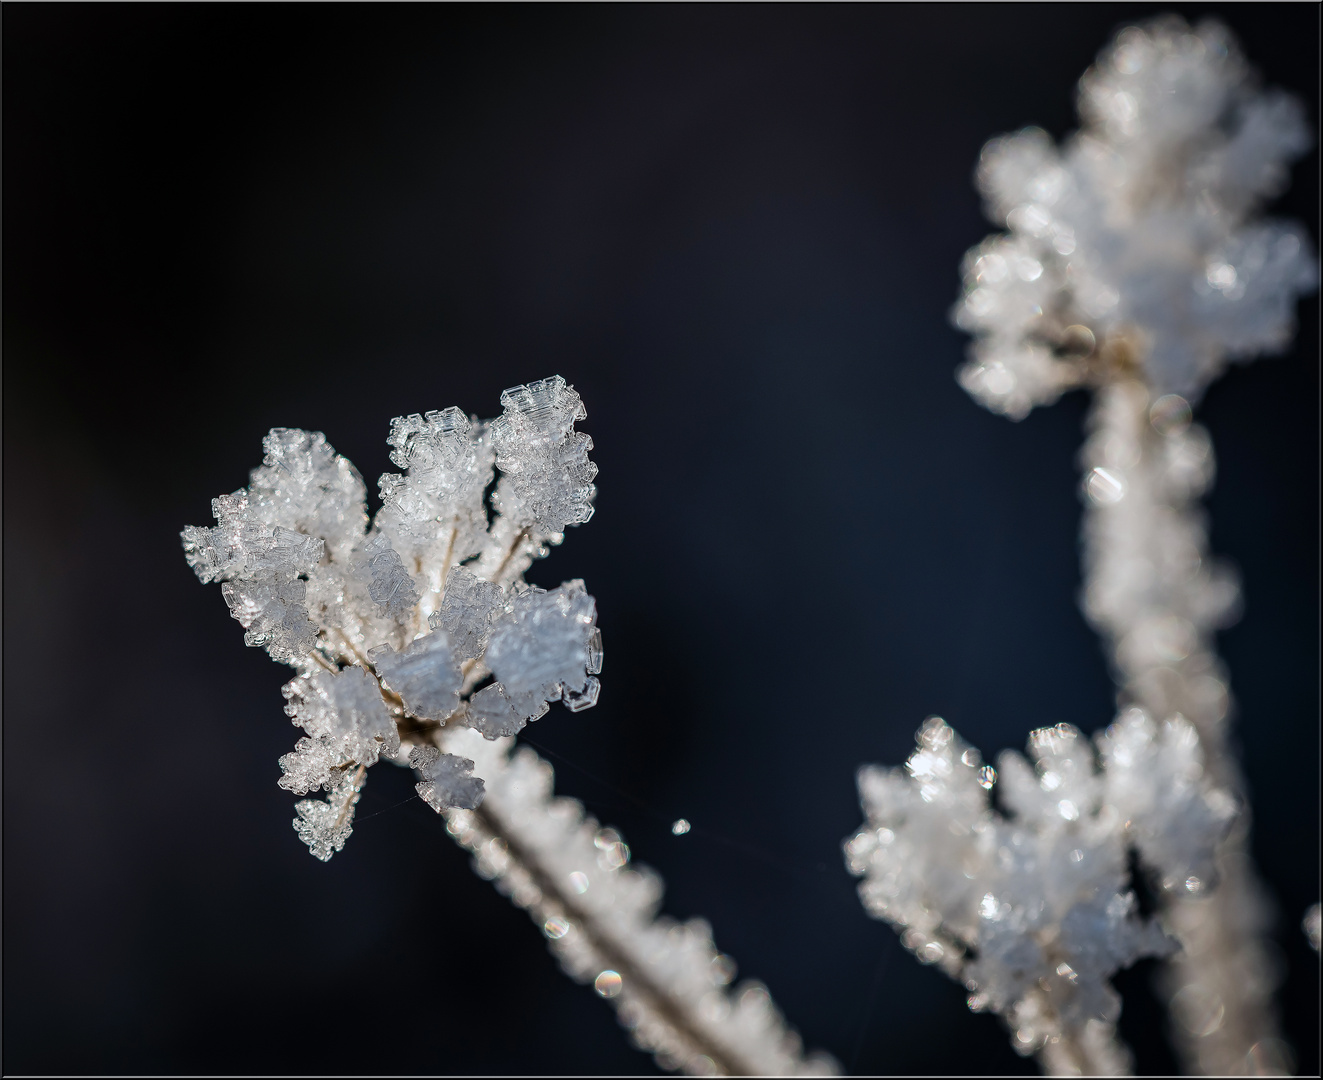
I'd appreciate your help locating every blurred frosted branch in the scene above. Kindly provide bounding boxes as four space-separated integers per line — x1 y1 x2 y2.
849 16 1316 1076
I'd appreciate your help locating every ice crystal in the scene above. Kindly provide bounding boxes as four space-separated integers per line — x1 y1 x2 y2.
283 665 400 768
409 745 486 811
430 566 503 661
489 376 598 533
371 632 463 723
441 726 837 1076
376 406 493 569
938 18 1316 1072
293 764 367 862
846 715 1241 1057
954 16 1318 418
486 581 601 719
182 377 602 861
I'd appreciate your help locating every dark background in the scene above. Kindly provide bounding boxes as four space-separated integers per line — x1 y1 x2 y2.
4 4 1317 1076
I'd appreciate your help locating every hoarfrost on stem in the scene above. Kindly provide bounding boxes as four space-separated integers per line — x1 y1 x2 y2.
184 376 834 1075
182 376 604 858
847 715 1233 1071
852 15 1315 1076
953 16 1317 419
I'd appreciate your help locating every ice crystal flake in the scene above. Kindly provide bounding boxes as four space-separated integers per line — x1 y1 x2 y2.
377 407 493 571
465 683 529 740
293 764 366 862
489 376 598 534
486 580 600 715
183 377 603 861
277 735 345 796
843 716 1236 1052
352 532 420 620
409 745 485 811
282 665 399 768
954 16 1318 417
248 428 368 559
431 566 503 661
371 631 463 723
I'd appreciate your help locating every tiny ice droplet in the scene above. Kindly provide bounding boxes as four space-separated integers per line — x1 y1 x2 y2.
671 818 691 835
569 871 589 894
1085 467 1126 505
543 915 571 939
594 970 623 998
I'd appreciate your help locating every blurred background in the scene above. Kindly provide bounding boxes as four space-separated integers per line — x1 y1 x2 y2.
4 5 1317 1075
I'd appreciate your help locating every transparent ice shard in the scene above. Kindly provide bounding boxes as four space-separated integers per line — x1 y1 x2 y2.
486 580 599 708
465 683 528 740
371 631 463 723
351 532 420 620
431 567 503 661
488 376 597 534
409 745 485 811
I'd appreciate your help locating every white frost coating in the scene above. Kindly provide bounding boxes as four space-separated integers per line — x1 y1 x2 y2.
954 16 1317 418
282 665 400 770
182 382 828 1074
1077 377 1289 1075
845 716 1239 1072
181 377 603 862
937 17 1315 1076
439 725 838 1077
293 763 366 862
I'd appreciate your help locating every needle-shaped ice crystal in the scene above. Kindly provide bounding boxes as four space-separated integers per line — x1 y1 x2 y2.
954 16 1318 417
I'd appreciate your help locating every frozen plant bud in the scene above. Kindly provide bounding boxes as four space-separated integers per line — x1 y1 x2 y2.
182 378 602 861
954 16 1317 417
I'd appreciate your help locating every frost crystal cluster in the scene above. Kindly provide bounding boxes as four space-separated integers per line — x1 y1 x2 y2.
846 714 1234 1073
852 17 1315 1077
183 376 603 861
954 16 1317 419
185 378 835 1076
